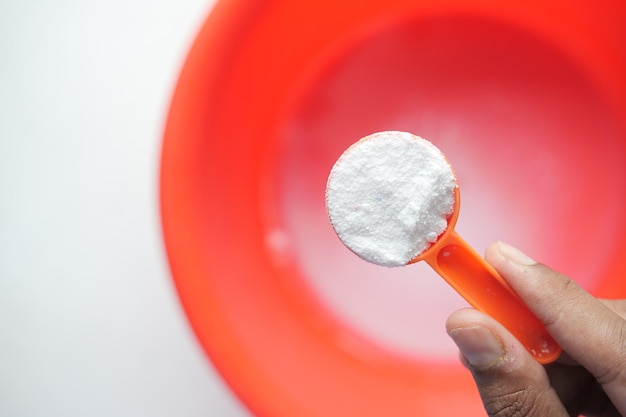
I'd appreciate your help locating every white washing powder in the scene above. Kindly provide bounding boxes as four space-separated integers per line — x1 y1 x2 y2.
325 131 457 267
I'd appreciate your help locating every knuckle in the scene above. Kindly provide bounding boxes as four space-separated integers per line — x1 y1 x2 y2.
482 386 546 417
538 272 585 329
484 388 528 417
594 319 626 386
601 299 626 320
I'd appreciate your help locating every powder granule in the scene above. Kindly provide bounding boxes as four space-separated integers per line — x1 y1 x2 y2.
325 131 457 267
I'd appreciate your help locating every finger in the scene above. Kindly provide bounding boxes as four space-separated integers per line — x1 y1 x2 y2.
602 299 626 320
487 242 626 414
546 363 617 417
447 308 569 417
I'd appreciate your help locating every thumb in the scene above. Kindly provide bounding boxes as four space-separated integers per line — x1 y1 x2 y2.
447 308 568 416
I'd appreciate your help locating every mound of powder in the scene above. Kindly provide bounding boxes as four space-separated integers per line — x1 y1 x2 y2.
325 131 457 267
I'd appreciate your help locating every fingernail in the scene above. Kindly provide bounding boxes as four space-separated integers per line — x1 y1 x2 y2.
448 326 505 369
498 241 536 266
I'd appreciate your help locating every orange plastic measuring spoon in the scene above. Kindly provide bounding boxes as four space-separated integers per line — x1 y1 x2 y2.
326 132 561 364
410 187 561 364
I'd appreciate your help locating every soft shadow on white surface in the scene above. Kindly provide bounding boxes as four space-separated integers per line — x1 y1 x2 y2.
0 1 251 416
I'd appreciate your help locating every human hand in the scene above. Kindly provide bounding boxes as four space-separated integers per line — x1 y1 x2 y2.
446 242 626 416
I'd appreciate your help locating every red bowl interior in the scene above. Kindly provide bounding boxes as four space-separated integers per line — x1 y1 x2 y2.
161 1 626 416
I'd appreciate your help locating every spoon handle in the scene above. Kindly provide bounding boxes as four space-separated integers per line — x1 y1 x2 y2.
424 231 561 364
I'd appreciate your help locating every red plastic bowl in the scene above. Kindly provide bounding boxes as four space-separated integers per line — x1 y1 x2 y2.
161 1 626 415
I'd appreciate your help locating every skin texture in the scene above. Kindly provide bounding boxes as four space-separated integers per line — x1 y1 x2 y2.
446 242 626 417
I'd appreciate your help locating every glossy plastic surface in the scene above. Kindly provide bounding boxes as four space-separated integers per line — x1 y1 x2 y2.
161 0 626 416
412 189 561 363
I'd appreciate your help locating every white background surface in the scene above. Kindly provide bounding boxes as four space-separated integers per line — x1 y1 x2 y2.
1 1 252 415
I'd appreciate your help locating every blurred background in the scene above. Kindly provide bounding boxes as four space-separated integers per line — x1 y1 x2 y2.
4 0 625 415
0 0 252 415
